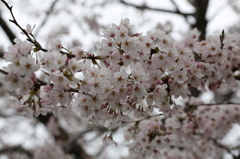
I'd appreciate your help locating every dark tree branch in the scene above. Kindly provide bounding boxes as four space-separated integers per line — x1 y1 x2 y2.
0 14 16 44
0 2 16 59
37 114 90 159
37 113 52 125
0 50 4 58
67 138 91 159
191 0 209 40
0 145 33 158
170 0 185 17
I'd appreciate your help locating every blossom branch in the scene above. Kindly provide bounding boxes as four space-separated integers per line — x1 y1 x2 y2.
1 0 78 59
188 102 240 108
1 0 47 52
183 102 240 114
122 113 163 124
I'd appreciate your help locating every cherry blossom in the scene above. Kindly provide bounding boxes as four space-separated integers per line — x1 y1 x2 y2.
2 10 240 158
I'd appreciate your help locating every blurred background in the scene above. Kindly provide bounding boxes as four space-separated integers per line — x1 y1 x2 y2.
0 0 240 159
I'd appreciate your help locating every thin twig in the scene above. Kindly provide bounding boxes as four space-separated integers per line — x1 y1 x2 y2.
209 0 234 21
1 0 47 52
122 113 163 124
170 0 181 15
191 102 240 107
35 0 59 37
120 0 194 17
0 68 8 75
169 0 193 26
210 137 232 154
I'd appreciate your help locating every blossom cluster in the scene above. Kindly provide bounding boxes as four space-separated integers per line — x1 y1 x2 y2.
1 18 240 158
3 38 39 94
123 101 240 159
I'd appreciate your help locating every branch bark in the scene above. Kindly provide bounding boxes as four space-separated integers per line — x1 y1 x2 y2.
191 0 209 40
37 114 90 159
0 14 16 44
0 145 33 158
